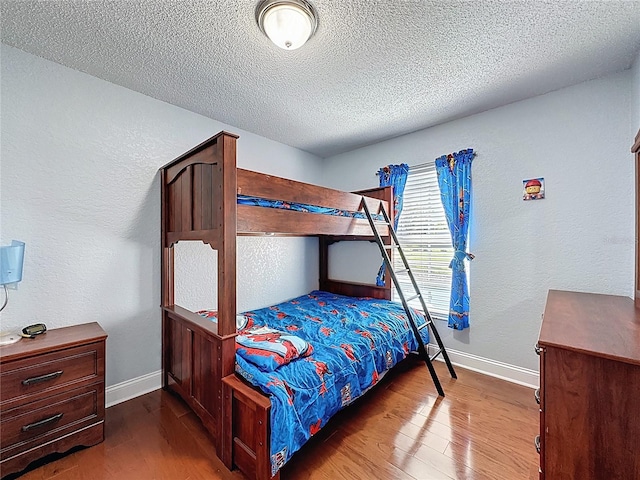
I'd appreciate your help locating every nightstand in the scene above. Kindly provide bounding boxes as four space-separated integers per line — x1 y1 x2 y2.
0 322 107 477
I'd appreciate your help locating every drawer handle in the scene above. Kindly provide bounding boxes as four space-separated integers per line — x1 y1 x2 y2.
534 435 541 454
534 343 543 355
21 413 63 432
22 370 63 386
534 388 541 405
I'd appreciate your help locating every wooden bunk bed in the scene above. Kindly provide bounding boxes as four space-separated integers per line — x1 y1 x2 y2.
161 131 414 480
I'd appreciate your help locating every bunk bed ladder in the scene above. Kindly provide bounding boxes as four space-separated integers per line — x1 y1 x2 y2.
361 198 457 397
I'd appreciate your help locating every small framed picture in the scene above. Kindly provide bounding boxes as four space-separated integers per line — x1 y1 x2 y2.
523 177 545 200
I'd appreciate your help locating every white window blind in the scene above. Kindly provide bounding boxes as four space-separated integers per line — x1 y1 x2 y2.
393 163 453 320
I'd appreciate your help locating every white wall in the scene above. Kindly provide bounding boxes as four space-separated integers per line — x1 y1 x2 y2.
632 49 640 138
323 70 635 371
0 45 322 386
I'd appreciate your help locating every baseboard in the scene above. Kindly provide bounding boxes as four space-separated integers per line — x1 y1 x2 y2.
105 370 162 408
428 344 539 389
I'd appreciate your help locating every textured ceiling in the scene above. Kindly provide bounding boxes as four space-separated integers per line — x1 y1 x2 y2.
2 1 640 158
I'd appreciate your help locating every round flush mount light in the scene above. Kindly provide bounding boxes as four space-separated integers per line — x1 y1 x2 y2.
256 0 318 50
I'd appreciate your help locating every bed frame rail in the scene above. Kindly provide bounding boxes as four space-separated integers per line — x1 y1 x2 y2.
237 169 386 236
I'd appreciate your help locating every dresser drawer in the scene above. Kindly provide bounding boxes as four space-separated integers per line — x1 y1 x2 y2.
0 342 102 406
0 383 103 459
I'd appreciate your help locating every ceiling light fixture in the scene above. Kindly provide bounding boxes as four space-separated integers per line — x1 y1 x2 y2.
256 0 318 50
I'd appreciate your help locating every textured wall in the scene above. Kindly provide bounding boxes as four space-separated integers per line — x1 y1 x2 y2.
632 49 640 138
174 238 318 313
0 45 322 386
323 71 635 371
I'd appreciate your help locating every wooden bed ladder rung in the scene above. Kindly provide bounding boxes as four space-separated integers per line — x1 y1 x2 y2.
361 197 457 397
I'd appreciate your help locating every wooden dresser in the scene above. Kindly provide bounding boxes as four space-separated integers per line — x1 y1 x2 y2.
0 322 107 477
536 290 640 479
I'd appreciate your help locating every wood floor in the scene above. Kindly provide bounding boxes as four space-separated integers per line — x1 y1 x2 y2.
7 359 540 480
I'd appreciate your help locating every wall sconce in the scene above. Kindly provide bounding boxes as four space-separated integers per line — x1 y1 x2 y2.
256 0 318 50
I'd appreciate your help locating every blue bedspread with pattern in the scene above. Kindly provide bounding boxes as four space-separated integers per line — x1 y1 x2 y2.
237 195 384 221
199 290 428 476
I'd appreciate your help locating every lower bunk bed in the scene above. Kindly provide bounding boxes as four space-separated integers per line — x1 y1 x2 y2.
195 290 430 480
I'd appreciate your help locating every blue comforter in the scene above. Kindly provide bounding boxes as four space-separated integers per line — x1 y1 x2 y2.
237 195 384 221
200 290 429 476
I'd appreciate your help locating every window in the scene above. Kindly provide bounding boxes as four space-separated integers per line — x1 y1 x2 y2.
393 163 453 320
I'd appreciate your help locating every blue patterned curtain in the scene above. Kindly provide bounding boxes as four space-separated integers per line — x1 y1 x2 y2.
376 164 409 286
435 150 475 330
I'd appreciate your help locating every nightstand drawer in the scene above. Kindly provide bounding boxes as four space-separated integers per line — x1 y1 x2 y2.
0 383 103 459
0 343 101 405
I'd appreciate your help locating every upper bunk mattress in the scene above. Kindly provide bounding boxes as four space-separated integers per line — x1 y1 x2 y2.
198 290 429 476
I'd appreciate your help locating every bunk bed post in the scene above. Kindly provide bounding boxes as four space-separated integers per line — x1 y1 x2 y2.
215 133 239 467
216 133 238 338
319 236 329 291
160 169 175 307
160 168 175 389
